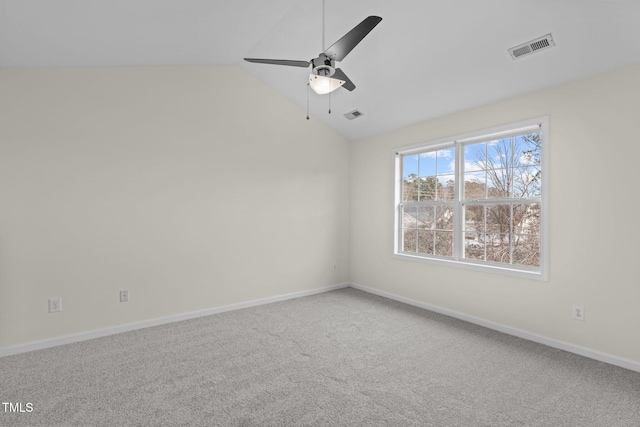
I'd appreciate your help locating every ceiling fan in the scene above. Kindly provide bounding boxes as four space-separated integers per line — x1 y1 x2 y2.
244 3 381 96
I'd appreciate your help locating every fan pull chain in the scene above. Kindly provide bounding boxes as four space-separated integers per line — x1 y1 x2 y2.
306 83 310 120
328 88 331 114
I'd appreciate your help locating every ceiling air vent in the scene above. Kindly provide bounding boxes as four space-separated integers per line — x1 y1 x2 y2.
344 109 364 120
508 34 555 60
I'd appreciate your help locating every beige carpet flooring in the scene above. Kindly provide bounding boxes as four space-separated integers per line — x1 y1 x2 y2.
1 288 639 426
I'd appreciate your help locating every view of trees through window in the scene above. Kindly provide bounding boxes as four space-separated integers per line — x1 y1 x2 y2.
399 130 542 269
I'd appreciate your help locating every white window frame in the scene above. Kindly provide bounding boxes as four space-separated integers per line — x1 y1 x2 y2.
393 117 549 281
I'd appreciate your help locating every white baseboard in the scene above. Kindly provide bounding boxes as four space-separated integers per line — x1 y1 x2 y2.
0 283 350 358
4 281 639 373
349 283 640 373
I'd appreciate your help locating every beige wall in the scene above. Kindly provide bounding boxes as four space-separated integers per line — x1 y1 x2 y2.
0 66 350 348
349 63 640 363
2 63 639 364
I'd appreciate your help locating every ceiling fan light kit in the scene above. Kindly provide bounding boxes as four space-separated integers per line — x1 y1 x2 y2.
309 74 345 95
307 52 345 94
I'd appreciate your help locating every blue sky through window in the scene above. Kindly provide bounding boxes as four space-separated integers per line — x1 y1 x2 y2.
403 149 454 179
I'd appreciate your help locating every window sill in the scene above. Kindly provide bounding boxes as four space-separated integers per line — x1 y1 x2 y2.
392 252 548 282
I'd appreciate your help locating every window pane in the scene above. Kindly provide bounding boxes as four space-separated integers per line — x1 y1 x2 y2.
464 232 485 260
464 143 486 172
403 229 417 252
464 172 486 199
486 234 510 263
436 206 454 230
403 154 419 178
402 154 418 202
486 168 510 198
464 204 485 233
514 133 541 168
486 204 511 233
437 149 455 174
419 152 436 177
417 206 434 229
417 229 434 254
512 204 540 235
437 175 456 201
489 139 513 171
402 165 420 202
435 231 453 256
419 177 438 201
512 236 540 267
513 166 541 198
402 206 417 229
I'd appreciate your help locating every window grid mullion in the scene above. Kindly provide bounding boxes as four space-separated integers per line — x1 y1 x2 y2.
453 142 463 261
483 205 487 261
509 203 514 264
484 143 489 199
463 197 541 205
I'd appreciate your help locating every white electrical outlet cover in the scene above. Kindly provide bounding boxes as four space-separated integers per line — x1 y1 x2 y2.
48 298 62 313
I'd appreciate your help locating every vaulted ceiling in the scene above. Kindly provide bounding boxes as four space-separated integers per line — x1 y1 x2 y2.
2 0 639 140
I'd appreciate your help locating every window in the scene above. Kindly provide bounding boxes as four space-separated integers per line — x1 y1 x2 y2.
394 118 548 280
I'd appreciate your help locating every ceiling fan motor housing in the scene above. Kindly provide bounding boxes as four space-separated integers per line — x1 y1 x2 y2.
311 53 335 77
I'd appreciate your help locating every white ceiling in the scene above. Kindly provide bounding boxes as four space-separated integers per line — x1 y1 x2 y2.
2 0 640 140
